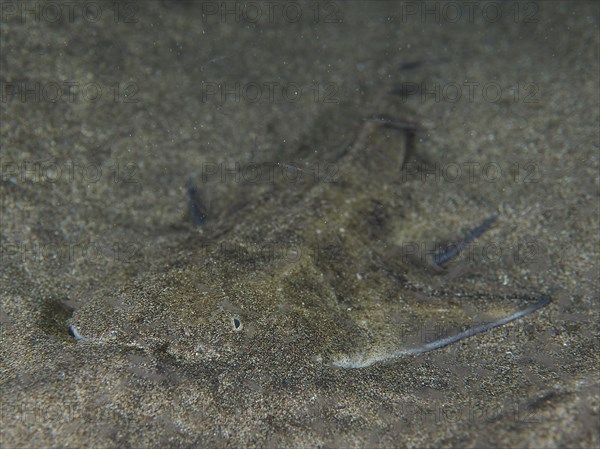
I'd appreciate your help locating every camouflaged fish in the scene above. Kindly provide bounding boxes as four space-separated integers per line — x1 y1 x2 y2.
69 71 549 369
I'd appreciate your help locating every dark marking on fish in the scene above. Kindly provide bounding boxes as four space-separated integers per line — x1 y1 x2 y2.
433 212 499 267
187 176 208 227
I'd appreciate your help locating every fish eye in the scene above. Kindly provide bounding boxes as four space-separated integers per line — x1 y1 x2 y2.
231 317 243 331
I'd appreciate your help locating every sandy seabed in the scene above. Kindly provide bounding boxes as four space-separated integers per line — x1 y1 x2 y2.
1 1 599 448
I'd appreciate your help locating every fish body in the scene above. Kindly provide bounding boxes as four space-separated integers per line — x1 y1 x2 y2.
70 68 548 368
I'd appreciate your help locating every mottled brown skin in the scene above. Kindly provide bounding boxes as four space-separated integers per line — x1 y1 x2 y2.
70 78 546 369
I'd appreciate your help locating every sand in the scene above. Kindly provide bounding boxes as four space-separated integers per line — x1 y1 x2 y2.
1 1 599 448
